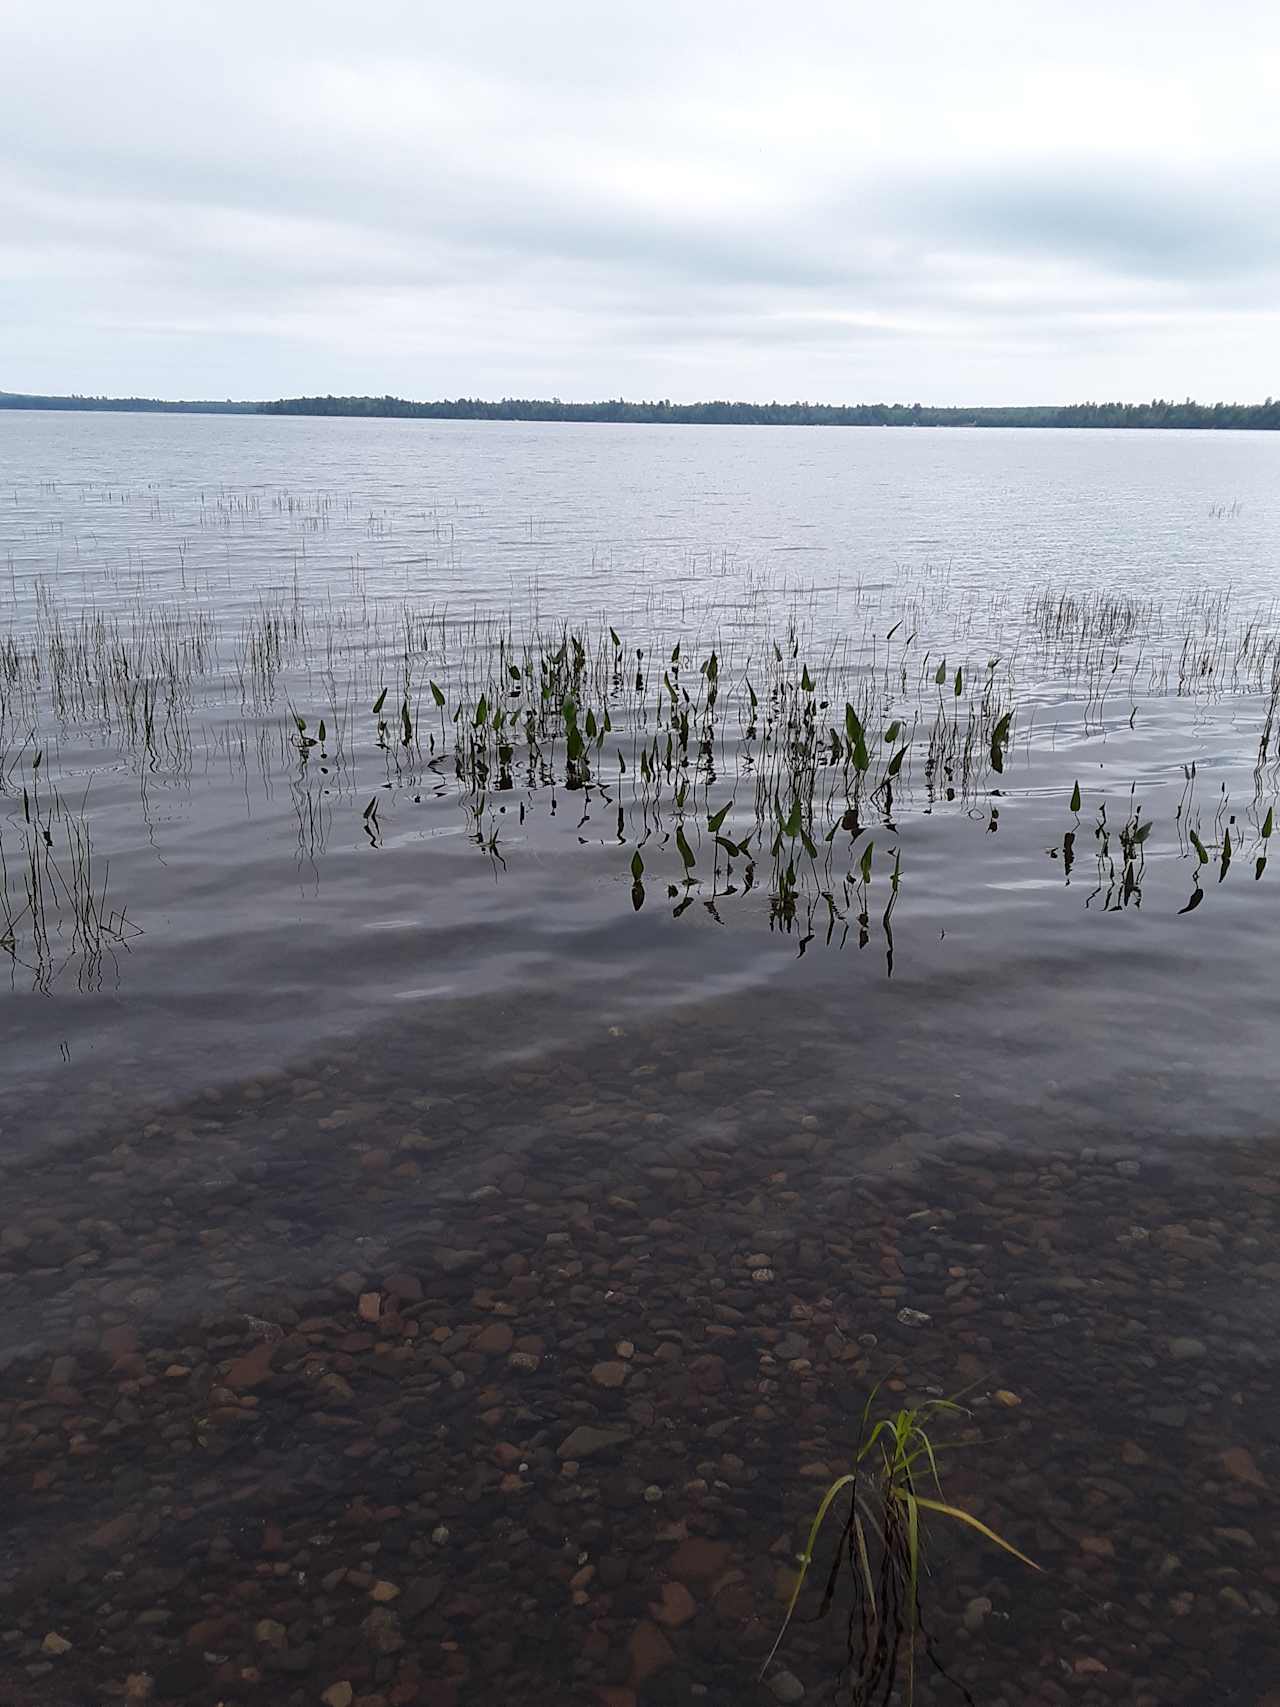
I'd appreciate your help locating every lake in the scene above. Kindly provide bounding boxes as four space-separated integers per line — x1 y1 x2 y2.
1 411 1277 1705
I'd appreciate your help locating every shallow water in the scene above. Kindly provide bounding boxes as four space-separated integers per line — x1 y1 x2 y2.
0 413 1278 1706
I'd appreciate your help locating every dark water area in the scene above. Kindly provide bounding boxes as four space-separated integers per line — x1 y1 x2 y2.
1 413 1279 1705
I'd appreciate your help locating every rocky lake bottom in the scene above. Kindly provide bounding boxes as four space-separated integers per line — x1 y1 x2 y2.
1 1001 1276 1707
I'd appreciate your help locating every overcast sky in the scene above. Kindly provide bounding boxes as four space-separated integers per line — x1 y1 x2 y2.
2 0 1277 404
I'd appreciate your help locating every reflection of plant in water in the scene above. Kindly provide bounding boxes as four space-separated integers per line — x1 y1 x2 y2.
763 1393 1039 1706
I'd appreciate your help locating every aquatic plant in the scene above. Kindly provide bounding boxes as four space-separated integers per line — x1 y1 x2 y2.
762 1392 1039 1705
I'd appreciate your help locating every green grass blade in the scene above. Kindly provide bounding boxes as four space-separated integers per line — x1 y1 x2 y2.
908 1494 1042 1570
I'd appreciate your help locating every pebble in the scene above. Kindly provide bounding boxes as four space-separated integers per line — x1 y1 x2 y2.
1168 1336 1207 1360
768 1668 806 1702
964 1596 992 1632
557 1424 631 1459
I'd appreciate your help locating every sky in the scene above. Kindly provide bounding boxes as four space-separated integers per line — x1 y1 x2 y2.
2 0 1278 405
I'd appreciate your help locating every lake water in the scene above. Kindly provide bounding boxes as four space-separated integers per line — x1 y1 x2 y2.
1 412 1277 1706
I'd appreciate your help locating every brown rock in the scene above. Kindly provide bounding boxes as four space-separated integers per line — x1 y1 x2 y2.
42 1632 72 1656
1080 1536 1115 1558
88 1512 138 1551
1222 1446 1267 1489
224 1340 276 1390
591 1361 628 1389
668 1537 732 1578
650 1580 697 1627
472 1322 514 1355
322 1687 354 1707
558 1425 631 1460
363 1607 404 1655
627 1620 675 1683
358 1291 382 1323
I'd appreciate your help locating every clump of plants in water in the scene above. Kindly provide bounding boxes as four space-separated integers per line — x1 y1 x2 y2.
3 537 1280 983
762 1392 1039 1705
0 750 139 992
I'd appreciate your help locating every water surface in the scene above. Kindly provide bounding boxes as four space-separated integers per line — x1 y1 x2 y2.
0 413 1277 1705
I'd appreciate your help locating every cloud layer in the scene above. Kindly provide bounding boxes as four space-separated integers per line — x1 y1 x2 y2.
3 0 1277 402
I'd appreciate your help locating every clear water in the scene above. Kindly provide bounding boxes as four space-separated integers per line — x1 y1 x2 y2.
1 412 1277 1705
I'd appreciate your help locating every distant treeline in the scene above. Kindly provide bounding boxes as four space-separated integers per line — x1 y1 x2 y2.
0 390 257 414
5 388 1280 428
261 394 1280 428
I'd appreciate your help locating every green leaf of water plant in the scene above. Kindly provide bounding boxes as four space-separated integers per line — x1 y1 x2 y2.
859 841 874 884
905 1495 1043 1571
474 695 488 728
886 746 907 779
954 667 963 697
801 665 814 693
630 849 644 880
1189 828 1209 863
676 824 696 869
844 705 869 773
884 720 902 744
1134 821 1152 844
935 658 947 685
1263 807 1274 839
707 800 732 833
990 710 1013 773
429 680 445 708
1070 781 1081 813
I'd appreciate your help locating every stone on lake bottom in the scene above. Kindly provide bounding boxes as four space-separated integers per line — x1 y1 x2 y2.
627 1620 675 1682
557 1425 631 1459
650 1580 697 1626
1221 1445 1267 1488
